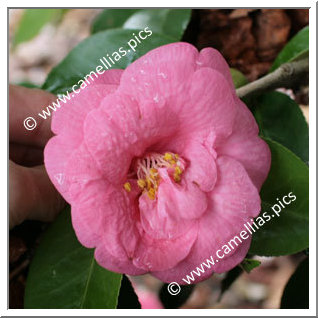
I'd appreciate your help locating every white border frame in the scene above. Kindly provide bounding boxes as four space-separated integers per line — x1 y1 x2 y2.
3 1 316 316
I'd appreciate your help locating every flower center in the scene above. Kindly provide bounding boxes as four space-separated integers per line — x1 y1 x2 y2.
124 152 185 200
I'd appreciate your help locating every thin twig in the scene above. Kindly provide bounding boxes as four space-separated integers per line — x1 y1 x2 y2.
236 58 309 99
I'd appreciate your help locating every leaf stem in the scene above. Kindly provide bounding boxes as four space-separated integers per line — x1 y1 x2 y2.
236 58 309 99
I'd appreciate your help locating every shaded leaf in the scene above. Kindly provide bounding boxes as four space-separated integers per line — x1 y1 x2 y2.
91 9 140 33
271 26 309 71
253 91 309 164
240 258 261 273
122 9 191 40
92 9 191 41
14 9 64 46
281 257 309 309
42 29 174 95
249 139 309 256
24 208 122 309
230 68 248 88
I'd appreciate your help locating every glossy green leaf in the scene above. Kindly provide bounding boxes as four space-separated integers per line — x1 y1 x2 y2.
281 257 309 309
122 9 191 40
249 139 309 256
92 9 191 40
42 28 174 95
91 9 140 33
271 26 309 71
230 68 248 88
14 9 64 46
253 91 309 164
24 208 122 309
240 258 261 273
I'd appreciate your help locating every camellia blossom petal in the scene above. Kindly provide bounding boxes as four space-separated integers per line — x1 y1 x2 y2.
44 42 271 284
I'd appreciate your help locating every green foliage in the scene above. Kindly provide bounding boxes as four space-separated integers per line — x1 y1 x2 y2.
240 258 261 273
42 29 174 94
92 9 141 33
271 26 309 71
253 91 309 164
92 9 191 40
230 68 248 88
250 139 309 256
24 208 122 309
281 257 309 309
13 9 65 47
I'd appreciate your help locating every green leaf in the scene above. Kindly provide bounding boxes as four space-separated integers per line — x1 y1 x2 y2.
240 258 261 273
230 68 248 88
122 9 191 40
253 91 309 164
42 28 174 95
280 257 309 309
92 9 191 40
15 81 39 89
14 9 64 46
24 208 122 309
271 26 309 71
249 139 309 256
91 9 141 33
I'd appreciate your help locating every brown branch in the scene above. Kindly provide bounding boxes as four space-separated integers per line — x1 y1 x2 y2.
236 58 309 99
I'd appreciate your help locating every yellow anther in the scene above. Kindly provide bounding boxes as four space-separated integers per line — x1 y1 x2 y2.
175 166 182 175
175 154 179 159
124 182 131 192
146 177 152 189
174 173 181 183
137 179 146 189
150 168 158 175
164 152 173 161
147 188 156 200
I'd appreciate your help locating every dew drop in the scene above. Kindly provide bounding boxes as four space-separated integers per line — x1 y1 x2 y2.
158 72 167 79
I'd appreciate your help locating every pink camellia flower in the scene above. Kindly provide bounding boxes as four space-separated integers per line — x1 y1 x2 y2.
44 42 270 284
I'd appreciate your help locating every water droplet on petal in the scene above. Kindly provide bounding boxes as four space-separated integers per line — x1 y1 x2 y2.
158 72 167 79
153 94 159 103
131 77 136 82
196 60 203 66
54 173 64 185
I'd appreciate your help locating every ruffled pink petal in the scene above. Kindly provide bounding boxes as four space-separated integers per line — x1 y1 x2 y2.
84 92 178 184
91 68 123 86
93 189 147 275
52 84 118 140
64 143 102 203
95 243 146 276
177 67 237 141
44 136 77 202
217 98 271 190
152 156 260 283
119 42 198 101
138 169 207 240
197 47 235 90
182 139 218 192
132 221 198 272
